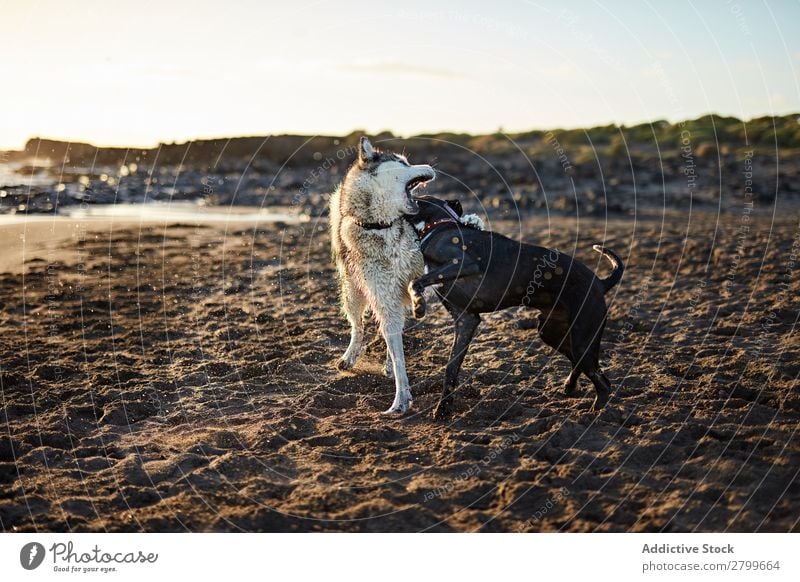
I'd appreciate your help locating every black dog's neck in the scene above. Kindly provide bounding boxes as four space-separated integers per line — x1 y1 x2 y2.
417 217 459 241
408 214 478 251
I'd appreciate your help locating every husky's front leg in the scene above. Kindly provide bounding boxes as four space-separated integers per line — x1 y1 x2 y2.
381 315 412 415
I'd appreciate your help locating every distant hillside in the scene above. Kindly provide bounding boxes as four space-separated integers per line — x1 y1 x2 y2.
6 114 799 169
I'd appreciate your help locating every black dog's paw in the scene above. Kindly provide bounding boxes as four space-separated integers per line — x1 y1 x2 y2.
432 396 453 420
432 403 449 421
413 296 426 319
410 284 426 319
590 392 609 412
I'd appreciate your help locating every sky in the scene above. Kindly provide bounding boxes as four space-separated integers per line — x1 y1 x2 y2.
1 0 798 149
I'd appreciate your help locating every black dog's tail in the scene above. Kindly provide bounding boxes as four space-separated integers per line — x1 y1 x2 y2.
592 244 624 293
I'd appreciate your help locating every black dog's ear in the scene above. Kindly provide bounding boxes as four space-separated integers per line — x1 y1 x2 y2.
446 199 463 216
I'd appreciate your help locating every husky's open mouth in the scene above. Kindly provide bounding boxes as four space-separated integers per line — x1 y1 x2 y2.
403 169 435 215
405 173 434 196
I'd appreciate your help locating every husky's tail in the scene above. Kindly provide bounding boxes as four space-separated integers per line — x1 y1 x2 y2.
592 244 624 293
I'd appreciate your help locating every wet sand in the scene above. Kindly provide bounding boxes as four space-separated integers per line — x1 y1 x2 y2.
0 209 798 532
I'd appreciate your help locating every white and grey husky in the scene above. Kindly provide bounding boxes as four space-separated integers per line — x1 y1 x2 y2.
329 137 435 414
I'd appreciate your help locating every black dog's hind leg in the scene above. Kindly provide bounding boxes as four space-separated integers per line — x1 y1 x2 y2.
575 320 611 411
433 312 481 420
587 370 611 411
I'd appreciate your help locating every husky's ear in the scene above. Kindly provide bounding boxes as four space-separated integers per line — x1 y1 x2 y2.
358 136 375 165
446 199 463 216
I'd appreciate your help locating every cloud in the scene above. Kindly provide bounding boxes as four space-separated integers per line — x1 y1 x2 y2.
770 92 786 108
338 60 467 79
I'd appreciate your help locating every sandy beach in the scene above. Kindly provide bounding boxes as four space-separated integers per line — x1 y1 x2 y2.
0 208 798 532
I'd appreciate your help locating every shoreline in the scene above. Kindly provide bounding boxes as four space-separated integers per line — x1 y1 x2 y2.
0 205 308 274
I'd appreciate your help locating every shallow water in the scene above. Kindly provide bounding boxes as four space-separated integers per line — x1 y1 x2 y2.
0 161 53 189
0 202 308 225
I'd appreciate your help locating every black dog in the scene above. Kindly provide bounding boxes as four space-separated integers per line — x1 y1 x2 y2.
409 195 624 419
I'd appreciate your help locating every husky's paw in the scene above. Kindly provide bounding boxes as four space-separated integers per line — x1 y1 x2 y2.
382 393 412 415
337 345 365 371
335 357 355 371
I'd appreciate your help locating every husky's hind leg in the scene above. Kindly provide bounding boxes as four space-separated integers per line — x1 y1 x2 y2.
337 277 367 370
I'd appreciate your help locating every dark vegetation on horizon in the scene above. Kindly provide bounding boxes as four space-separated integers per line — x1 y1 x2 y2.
8 113 800 166
2 113 799 216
